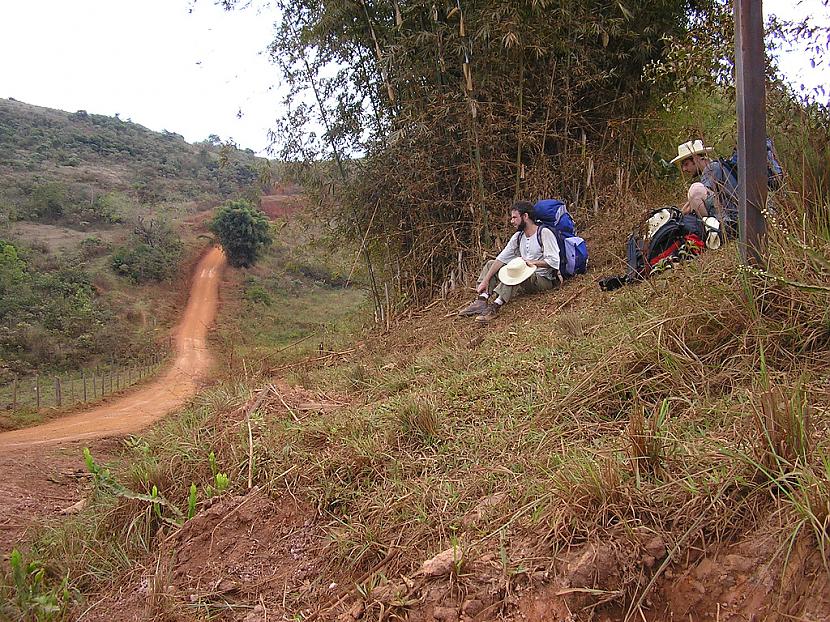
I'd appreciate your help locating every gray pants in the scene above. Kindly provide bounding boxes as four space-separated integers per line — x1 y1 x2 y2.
477 259 555 304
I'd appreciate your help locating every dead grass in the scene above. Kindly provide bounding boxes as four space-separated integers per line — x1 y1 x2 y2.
5 192 829 620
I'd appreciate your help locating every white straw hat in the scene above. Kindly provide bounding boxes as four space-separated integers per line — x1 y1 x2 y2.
670 139 715 165
498 257 536 286
703 217 722 250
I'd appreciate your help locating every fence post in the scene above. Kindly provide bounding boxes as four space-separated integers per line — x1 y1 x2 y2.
55 376 62 407
116 367 120 390
12 374 18 409
70 375 75 404
35 374 40 409
83 372 88 402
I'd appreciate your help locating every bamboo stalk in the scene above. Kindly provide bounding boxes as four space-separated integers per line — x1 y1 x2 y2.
359 0 396 105
514 51 524 201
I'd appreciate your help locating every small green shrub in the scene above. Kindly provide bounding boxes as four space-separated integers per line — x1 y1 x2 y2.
111 218 182 283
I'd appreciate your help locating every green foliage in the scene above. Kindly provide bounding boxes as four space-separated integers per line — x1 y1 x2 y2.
111 217 183 283
255 0 714 304
28 182 69 220
209 199 272 268
243 282 272 305
187 483 198 520
0 98 268 212
214 472 230 495
1 549 73 621
0 241 123 372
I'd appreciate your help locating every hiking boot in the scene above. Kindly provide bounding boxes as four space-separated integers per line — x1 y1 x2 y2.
459 298 489 317
475 303 501 323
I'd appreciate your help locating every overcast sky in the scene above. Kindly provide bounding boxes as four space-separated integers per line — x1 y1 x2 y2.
1 1 827 155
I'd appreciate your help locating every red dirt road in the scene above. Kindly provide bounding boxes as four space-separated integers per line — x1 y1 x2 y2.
0 246 226 448
0 246 225 555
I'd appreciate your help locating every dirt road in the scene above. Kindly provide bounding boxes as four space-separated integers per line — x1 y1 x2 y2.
0 246 226 448
0 246 226 554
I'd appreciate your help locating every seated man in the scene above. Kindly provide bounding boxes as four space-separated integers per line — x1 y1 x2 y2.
459 201 562 323
670 139 738 238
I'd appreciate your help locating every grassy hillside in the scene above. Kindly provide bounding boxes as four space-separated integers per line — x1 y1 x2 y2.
0 98 267 383
4 185 827 620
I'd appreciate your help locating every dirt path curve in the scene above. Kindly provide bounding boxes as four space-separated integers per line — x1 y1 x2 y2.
0 246 226 555
0 246 226 449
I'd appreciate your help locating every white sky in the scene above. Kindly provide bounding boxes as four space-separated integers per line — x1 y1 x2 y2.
0 1 827 156
1 0 280 153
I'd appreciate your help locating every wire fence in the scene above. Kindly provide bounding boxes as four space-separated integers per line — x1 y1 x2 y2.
1 342 173 412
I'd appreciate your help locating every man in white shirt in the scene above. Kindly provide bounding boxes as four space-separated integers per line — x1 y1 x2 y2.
459 201 562 323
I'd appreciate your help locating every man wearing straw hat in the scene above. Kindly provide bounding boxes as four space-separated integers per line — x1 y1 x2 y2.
458 201 561 323
670 139 739 238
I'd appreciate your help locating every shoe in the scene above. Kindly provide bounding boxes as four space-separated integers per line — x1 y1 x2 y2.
599 276 625 292
459 298 489 317
475 303 501 322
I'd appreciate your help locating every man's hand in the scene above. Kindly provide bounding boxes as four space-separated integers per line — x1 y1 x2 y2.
475 280 488 295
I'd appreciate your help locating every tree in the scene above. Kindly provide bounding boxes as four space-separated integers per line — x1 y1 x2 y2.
210 200 272 268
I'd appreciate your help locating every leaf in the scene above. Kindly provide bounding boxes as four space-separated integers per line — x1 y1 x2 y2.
618 2 634 20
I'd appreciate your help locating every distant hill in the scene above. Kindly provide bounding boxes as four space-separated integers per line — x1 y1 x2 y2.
0 97 268 220
0 98 270 378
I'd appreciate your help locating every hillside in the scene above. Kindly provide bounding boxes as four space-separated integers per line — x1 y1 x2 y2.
1 187 826 620
0 97 266 392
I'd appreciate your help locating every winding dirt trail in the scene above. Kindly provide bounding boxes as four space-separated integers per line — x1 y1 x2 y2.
0 246 226 554
0 246 226 448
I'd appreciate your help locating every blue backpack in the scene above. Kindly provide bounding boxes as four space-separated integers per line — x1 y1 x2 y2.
721 137 784 190
530 199 589 278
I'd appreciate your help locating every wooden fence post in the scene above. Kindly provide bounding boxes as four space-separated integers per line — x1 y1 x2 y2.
55 376 62 407
83 372 88 402
12 374 18 409
70 375 75 404
35 374 40 409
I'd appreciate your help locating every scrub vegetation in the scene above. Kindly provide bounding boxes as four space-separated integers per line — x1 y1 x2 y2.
0 97 267 380
2 1 830 620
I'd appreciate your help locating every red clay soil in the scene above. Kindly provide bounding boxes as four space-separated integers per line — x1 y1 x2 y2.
259 184 304 220
0 246 226 556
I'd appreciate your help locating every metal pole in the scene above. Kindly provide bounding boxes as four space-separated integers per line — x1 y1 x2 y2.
735 0 768 266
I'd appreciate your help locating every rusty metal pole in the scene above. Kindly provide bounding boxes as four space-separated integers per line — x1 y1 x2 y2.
734 0 768 266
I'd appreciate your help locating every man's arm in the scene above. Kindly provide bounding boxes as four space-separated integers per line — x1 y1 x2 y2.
537 228 560 270
478 232 520 293
476 259 505 294
701 163 726 221
535 228 563 284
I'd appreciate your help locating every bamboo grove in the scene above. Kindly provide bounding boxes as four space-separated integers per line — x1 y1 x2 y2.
223 0 825 311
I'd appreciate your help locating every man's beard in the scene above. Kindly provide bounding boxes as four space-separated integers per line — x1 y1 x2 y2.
517 219 526 232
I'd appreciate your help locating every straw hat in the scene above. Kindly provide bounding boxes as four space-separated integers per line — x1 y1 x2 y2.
498 257 536 286
670 139 715 165
703 217 722 250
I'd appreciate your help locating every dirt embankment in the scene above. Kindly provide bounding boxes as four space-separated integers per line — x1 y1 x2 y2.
0 246 226 554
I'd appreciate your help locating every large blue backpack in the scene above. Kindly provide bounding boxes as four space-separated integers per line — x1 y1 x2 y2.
531 199 589 278
721 137 784 190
